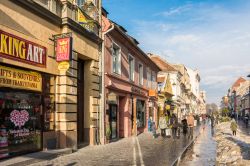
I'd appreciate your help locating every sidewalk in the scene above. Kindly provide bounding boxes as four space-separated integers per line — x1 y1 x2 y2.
0 148 72 166
2 126 201 166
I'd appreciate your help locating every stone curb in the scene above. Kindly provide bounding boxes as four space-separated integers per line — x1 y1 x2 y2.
171 129 202 166
1 148 72 166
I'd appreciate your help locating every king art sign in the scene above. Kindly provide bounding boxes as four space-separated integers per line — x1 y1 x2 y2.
0 29 47 67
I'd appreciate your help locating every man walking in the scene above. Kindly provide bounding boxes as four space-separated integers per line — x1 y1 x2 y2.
187 113 194 139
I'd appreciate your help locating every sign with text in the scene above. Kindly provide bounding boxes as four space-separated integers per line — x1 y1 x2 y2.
0 30 46 67
0 65 42 91
149 89 157 97
58 61 70 71
56 37 72 62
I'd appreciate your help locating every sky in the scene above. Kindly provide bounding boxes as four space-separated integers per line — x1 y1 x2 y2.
103 0 250 105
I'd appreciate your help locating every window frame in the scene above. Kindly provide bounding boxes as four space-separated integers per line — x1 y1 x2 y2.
151 71 156 89
147 68 151 88
128 54 135 81
138 62 143 86
111 42 121 75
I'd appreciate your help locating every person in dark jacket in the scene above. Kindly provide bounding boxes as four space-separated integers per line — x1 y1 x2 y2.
181 117 188 136
170 114 178 139
152 122 157 138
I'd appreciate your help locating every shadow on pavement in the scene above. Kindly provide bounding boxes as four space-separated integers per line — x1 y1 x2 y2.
225 136 250 160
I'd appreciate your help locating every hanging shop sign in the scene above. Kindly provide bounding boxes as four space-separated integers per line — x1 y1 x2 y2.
0 30 46 67
149 89 157 97
77 8 95 33
56 37 72 62
58 61 70 71
107 92 117 104
0 65 42 91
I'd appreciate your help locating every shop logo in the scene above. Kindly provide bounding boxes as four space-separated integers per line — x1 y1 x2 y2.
10 110 29 128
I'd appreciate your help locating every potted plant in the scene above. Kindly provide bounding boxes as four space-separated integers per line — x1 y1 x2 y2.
106 125 111 143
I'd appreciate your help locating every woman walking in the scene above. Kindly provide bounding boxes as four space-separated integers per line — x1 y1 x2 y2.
230 119 237 136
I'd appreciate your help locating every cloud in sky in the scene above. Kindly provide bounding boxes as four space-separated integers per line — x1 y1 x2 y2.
103 0 250 105
154 4 192 17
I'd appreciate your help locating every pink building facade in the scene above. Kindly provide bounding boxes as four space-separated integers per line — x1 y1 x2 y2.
103 14 160 142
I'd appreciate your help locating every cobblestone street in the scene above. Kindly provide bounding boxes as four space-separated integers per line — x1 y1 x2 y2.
28 127 200 166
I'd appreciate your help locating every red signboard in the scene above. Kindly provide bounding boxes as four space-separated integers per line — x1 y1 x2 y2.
56 37 72 62
0 30 46 67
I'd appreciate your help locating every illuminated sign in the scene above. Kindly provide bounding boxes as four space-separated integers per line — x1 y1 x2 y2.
0 30 46 67
56 37 72 62
0 65 42 91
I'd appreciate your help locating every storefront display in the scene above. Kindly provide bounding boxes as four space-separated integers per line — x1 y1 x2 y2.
136 100 145 128
0 91 42 159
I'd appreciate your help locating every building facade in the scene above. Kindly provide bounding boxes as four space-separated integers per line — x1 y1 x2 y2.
173 64 192 118
101 13 160 143
186 68 201 115
0 0 102 159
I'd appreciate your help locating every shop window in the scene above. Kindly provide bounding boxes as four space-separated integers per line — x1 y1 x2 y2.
0 74 55 159
138 63 143 86
136 100 145 128
112 43 121 75
129 54 135 81
0 91 42 159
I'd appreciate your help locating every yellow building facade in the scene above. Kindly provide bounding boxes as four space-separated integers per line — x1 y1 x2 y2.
0 0 101 159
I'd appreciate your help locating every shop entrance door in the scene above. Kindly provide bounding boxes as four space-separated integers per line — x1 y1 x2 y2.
77 60 84 145
109 104 117 139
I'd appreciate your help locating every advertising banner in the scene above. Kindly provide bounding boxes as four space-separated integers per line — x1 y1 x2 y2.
56 37 72 62
0 65 42 91
0 30 46 67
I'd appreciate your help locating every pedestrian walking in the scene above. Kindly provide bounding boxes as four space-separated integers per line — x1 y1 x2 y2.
245 114 249 128
148 117 152 132
170 114 178 139
152 122 157 138
202 114 206 130
211 115 215 128
159 115 167 137
181 117 188 136
187 113 194 139
230 119 237 136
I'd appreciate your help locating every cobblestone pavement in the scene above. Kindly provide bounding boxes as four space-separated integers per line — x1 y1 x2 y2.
29 127 201 166
180 122 216 166
215 121 250 165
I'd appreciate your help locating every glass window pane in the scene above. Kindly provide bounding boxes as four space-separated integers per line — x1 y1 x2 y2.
0 91 42 159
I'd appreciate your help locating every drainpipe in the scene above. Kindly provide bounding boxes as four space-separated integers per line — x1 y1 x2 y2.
99 22 114 144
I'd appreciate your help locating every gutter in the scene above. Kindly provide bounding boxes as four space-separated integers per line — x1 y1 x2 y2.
99 22 115 144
